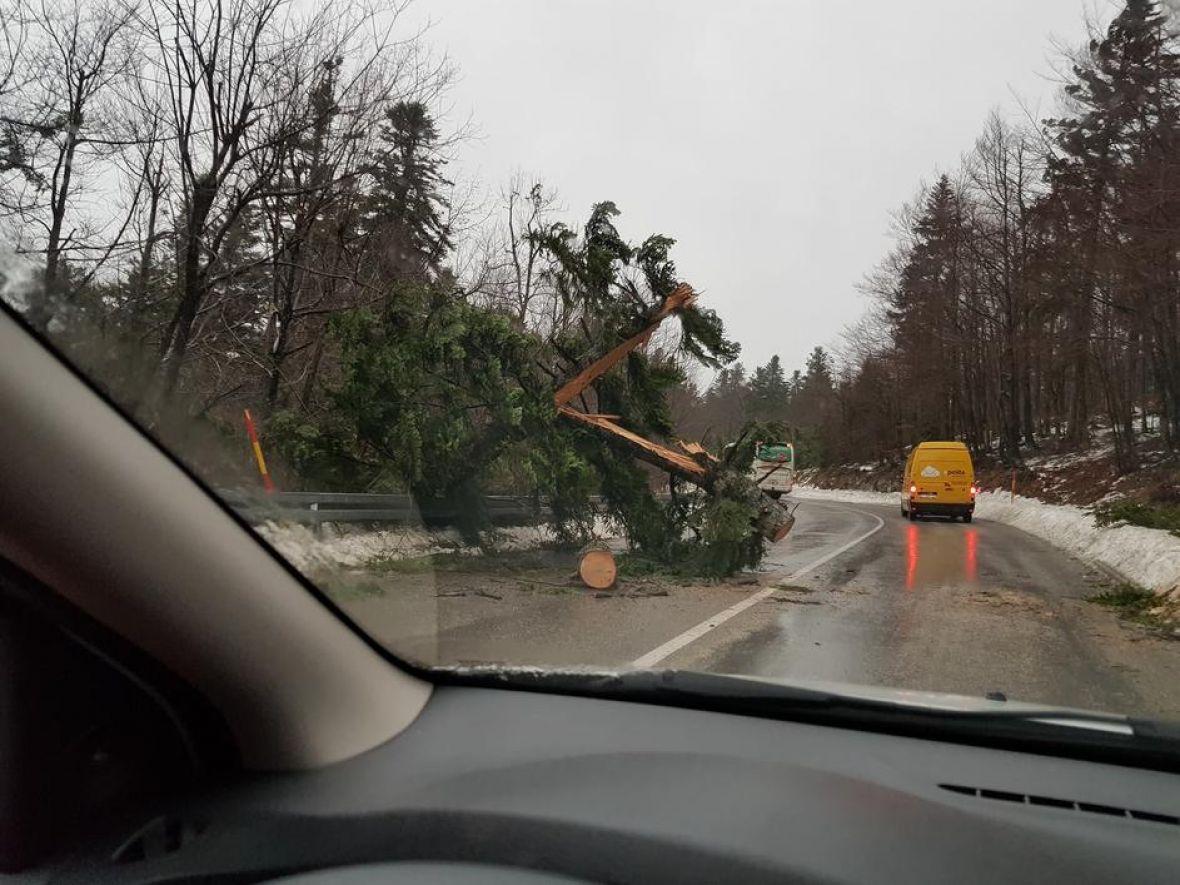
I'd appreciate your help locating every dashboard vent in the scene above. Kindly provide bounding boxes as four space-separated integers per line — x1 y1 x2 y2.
113 816 206 864
939 784 1179 826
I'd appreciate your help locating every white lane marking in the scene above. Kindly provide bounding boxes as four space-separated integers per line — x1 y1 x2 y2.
630 506 886 669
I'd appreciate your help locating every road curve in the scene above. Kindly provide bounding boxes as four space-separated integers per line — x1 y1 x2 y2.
341 496 1180 717
660 499 1180 717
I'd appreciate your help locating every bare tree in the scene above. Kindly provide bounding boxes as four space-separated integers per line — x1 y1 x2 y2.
465 172 566 335
130 1 360 393
503 173 561 328
0 0 31 177
0 0 139 329
964 112 1042 459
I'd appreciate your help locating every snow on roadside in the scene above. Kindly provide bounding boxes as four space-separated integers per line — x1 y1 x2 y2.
256 522 471 572
974 492 1180 595
791 485 1180 597
791 487 896 507
255 517 617 574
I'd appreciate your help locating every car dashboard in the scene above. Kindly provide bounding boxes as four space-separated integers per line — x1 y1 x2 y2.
44 685 1180 884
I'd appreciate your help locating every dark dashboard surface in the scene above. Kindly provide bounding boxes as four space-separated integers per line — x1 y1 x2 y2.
55 685 1180 884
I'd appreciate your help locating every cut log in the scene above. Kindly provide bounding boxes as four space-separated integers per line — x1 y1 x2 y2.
759 502 797 545
579 547 618 590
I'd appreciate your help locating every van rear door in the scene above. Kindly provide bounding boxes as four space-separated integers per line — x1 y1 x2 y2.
913 452 972 503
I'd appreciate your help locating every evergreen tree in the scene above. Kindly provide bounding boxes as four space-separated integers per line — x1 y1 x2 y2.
803 346 833 389
887 176 965 441
1045 0 1180 453
364 101 453 280
788 369 803 396
747 354 790 423
700 363 749 438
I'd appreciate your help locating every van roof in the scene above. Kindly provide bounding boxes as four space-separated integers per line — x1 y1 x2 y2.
914 441 969 451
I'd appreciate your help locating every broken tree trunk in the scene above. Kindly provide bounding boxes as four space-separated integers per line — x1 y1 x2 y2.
557 406 712 484
553 283 795 543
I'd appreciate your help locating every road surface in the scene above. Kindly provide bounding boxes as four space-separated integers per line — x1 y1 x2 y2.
664 500 1180 716
341 498 1180 717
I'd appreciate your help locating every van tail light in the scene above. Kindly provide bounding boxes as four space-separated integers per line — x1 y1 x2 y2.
909 484 917 495
970 485 978 496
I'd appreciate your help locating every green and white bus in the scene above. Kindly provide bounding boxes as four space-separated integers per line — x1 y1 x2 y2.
752 441 795 498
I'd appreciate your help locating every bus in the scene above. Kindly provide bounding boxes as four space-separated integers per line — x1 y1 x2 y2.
751 441 795 498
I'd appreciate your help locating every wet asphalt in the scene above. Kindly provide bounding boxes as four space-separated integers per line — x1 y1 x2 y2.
672 500 1180 716
342 498 1180 717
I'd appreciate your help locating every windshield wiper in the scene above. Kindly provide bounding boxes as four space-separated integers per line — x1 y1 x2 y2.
436 665 1180 773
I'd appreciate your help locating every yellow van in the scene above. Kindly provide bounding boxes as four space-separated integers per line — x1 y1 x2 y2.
901 441 977 522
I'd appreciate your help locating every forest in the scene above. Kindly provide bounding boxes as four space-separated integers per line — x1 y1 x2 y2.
684 0 1180 476
3 0 1179 570
0 0 785 573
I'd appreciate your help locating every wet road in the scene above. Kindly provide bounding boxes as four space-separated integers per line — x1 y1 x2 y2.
666 499 1180 716
342 498 1180 717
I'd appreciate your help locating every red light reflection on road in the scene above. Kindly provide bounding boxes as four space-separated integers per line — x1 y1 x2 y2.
965 528 978 581
906 523 919 589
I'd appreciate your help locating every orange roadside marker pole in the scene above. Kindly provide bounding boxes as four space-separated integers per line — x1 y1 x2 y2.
243 408 276 494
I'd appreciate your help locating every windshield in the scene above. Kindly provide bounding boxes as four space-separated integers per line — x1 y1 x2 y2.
3 0 1179 730
757 445 793 462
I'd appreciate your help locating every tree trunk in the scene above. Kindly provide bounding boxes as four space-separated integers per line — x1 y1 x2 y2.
159 182 217 396
29 101 82 331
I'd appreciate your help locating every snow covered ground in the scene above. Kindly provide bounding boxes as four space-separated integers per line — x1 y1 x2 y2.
792 486 1180 597
255 485 1180 601
256 517 617 573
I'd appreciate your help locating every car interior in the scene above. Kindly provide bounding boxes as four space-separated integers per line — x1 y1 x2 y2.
3 304 1180 882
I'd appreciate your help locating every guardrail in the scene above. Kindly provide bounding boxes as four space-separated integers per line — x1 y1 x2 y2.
218 490 549 527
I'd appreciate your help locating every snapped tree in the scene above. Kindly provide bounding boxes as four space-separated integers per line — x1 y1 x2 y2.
274 201 791 575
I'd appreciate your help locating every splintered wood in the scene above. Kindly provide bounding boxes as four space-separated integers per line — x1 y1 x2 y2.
552 282 796 545
676 439 718 463
558 406 709 481
552 283 697 408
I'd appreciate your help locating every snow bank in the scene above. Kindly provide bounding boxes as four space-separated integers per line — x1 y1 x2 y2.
256 522 470 572
791 486 896 506
255 518 617 573
0 248 36 311
792 485 1180 596
975 492 1180 594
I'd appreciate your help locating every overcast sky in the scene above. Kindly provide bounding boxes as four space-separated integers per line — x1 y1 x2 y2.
407 0 1105 377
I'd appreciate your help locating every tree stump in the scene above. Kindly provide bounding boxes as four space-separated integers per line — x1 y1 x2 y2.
578 545 617 590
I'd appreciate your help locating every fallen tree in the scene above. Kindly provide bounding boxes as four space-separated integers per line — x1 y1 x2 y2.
552 282 795 548
270 202 793 575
